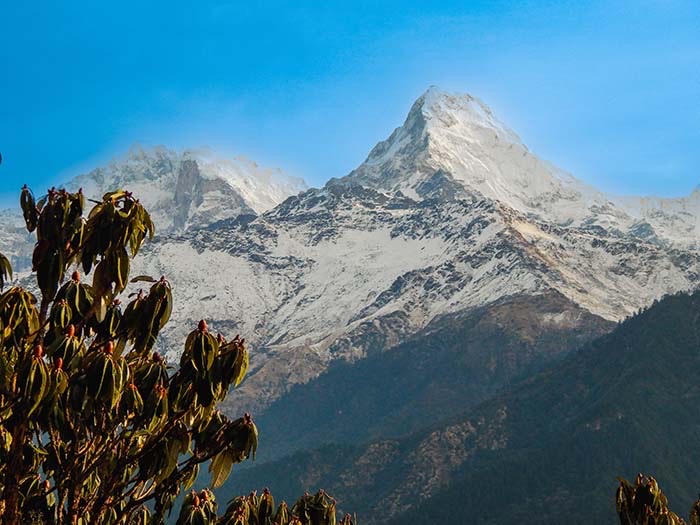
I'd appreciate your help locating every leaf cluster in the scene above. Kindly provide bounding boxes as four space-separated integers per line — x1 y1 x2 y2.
178 488 356 525
0 184 355 525
616 474 700 525
0 187 256 524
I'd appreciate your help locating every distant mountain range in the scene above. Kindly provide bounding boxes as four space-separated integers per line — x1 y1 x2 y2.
69 146 307 233
2 87 699 523
0 146 306 270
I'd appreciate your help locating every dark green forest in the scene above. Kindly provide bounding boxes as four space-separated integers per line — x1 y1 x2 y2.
226 292 700 524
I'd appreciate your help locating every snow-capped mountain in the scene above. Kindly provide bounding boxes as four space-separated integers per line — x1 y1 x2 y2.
69 145 307 233
126 89 700 413
348 86 609 222
350 87 700 247
1 146 307 270
2 89 699 416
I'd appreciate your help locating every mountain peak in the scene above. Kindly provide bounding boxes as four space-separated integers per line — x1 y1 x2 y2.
408 87 518 141
346 87 589 215
413 85 472 107
344 88 700 246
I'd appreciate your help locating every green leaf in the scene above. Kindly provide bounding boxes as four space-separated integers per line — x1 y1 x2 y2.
0 252 13 290
0 426 13 452
88 354 110 399
233 345 249 388
209 450 234 489
26 359 49 416
116 248 129 293
249 421 258 460
95 295 108 323
130 275 156 283
20 185 38 232
52 368 69 397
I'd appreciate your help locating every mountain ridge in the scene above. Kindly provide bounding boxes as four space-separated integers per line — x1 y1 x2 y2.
0 145 307 271
249 290 613 461
69 145 307 232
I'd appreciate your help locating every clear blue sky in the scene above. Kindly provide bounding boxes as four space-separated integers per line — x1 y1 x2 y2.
1 0 698 206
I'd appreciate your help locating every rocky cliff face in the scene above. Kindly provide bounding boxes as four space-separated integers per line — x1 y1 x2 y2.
249 291 613 461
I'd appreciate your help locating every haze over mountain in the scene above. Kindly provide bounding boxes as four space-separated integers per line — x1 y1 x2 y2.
0 147 306 271
70 146 307 233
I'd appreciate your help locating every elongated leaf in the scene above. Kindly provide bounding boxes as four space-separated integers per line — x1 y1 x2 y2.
116 248 129 292
209 449 234 489
130 275 156 283
233 346 249 388
88 355 110 399
95 295 108 323
0 252 12 290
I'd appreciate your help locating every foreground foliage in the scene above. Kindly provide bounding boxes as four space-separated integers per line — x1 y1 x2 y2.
616 474 700 525
0 186 354 525
212 488 353 525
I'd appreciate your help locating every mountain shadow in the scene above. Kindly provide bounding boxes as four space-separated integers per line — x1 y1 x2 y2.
223 290 700 525
250 290 612 461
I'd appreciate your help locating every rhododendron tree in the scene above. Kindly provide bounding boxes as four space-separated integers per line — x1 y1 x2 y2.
0 186 354 525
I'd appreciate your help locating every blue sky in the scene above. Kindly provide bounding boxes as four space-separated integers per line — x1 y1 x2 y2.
0 0 698 205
